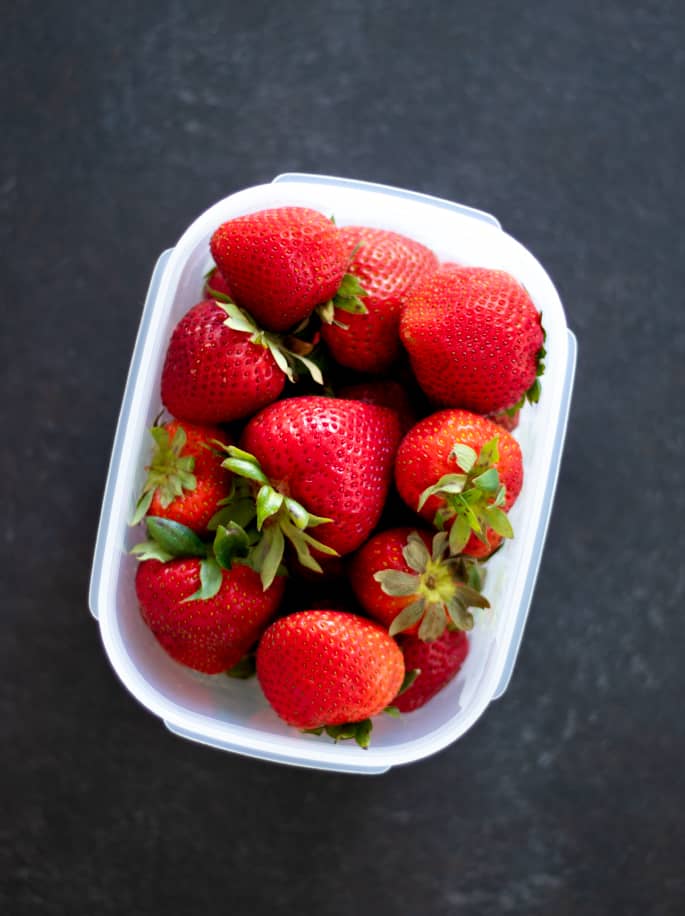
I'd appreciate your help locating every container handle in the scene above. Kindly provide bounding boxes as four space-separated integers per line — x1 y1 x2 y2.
493 330 578 699
272 172 501 229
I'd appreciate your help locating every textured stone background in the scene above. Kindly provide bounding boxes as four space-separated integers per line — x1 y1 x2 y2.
3 2 684 914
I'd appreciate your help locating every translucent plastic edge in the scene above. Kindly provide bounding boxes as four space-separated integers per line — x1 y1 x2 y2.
88 250 173 620
273 172 502 229
164 722 390 775
492 329 578 699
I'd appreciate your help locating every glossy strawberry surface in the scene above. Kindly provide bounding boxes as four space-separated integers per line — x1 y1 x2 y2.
322 226 438 373
240 396 401 556
161 300 285 424
135 559 285 674
400 264 545 414
256 610 405 728
211 207 348 332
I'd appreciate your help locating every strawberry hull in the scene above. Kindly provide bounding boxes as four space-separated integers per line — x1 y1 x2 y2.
89 173 576 775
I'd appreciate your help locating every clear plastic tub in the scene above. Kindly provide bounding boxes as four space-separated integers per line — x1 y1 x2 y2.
88 173 577 774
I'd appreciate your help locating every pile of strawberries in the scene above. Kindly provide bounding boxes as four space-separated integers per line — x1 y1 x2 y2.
130 205 545 747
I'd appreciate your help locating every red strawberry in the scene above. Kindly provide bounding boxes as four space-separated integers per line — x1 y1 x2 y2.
394 629 469 713
256 610 405 745
135 558 285 674
320 226 438 373
349 528 489 640
131 420 231 533
338 380 417 436
395 410 523 559
203 265 233 301
400 264 546 414
220 397 400 588
210 207 349 332
161 300 285 424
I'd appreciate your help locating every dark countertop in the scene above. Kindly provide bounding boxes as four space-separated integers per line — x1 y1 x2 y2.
3 3 683 914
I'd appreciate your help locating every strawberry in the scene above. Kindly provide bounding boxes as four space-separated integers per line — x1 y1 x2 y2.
400 264 546 415
349 528 489 640
203 265 233 301
337 379 417 435
131 420 231 533
256 609 405 745
160 300 322 425
210 207 350 332
320 226 438 374
395 410 523 559
394 629 469 713
218 397 401 587
135 557 284 674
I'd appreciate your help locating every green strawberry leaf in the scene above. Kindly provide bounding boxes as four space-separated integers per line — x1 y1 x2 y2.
145 517 208 558
213 522 251 569
130 489 155 526
222 457 270 485
431 531 449 562
477 436 500 467
455 584 491 610
397 668 421 695
448 514 472 555
482 506 514 539
256 485 284 530
447 599 475 631
332 272 368 315
402 531 432 573
383 705 401 718
129 539 174 563
184 557 223 602
417 473 468 511
450 443 477 473
388 598 426 636
472 467 500 492
374 569 421 597
418 602 447 641
258 525 285 591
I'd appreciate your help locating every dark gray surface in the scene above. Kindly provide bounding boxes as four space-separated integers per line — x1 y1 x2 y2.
3 2 684 914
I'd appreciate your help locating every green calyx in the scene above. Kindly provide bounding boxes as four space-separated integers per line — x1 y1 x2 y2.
508 317 547 414
373 531 490 640
317 271 368 326
417 436 515 554
217 302 324 386
219 445 339 590
304 718 373 749
130 425 197 526
130 513 257 602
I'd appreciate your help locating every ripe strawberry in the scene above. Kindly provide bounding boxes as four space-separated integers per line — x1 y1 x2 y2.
400 264 546 414
210 207 349 332
338 379 417 435
161 300 285 424
349 528 489 640
395 410 523 559
135 558 285 674
256 610 405 745
320 226 438 374
220 397 401 588
203 265 233 301
131 420 231 533
394 629 469 713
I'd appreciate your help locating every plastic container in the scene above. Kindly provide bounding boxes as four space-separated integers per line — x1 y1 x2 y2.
88 173 576 774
